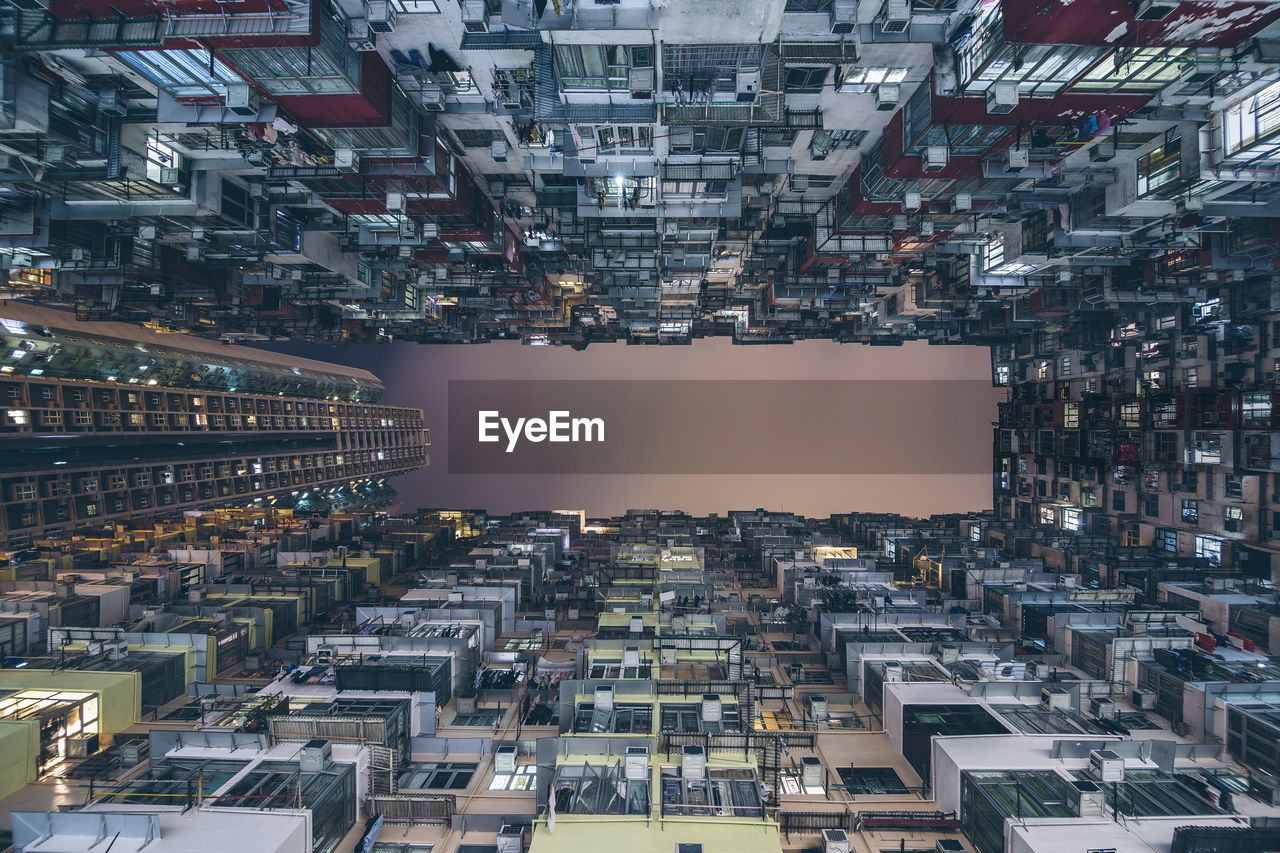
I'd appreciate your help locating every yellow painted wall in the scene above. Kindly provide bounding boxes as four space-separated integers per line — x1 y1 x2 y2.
0 669 140 734
0 719 39 798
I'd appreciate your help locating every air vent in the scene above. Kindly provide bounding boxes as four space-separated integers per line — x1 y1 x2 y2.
880 0 910 33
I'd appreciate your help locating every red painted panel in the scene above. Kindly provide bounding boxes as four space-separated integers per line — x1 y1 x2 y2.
269 52 392 127
1001 0 1280 48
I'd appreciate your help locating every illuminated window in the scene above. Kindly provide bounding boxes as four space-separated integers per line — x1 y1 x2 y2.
488 764 537 791
1194 535 1222 565
1181 499 1199 524
1219 79 1280 164
1242 392 1272 427
1137 135 1182 198
839 66 909 94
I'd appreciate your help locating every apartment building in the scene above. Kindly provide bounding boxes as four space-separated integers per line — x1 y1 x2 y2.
6 506 1280 853
0 1 1272 350
0 303 429 544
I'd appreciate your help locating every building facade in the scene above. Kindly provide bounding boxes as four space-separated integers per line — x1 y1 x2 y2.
0 303 429 544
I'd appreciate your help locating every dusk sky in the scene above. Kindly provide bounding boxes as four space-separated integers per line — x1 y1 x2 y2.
265 338 1006 519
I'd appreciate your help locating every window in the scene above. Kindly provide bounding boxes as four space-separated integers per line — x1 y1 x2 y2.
1120 402 1141 428
809 129 867 159
1225 506 1244 533
1157 528 1178 552
1181 499 1199 524
1225 474 1243 498
115 48 244 99
397 762 477 791
452 709 504 726
785 66 829 92
995 365 1011 386
488 764 537 791
1072 48 1192 94
662 43 762 95
1242 392 1272 427
1219 79 1280 164
453 128 507 148
1191 432 1222 464
555 44 649 90
668 126 745 154
839 66 909 94
223 9 360 95
590 125 653 155
1183 367 1199 388
1137 135 1182 198
1195 535 1222 565
1060 356 1071 375
13 483 36 501
1063 402 1079 429
1061 506 1083 532
1112 491 1126 512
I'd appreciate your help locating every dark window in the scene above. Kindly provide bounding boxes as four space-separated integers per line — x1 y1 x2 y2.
785 66 829 92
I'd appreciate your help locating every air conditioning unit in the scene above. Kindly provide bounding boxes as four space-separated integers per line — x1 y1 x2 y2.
66 734 99 758
629 68 654 100
1005 147 1029 170
462 0 489 33
420 84 445 111
681 745 706 780
496 826 523 853
594 684 614 711
1041 686 1071 711
97 89 126 116
1090 748 1124 782
386 191 405 212
700 694 722 723
224 82 259 117
299 738 332 772
1132 688 1157 710
936 842 966 853
421 221 440 239
735 70 761 103
456 692 477 715
399 220 417 240
986 81 1019 115
138 224 158 240
119 742 142 767
880 0 910 33
821 829 850 853
953 192 972 212
365 0 396 32
924 145 949 172
876 83 900 110
490 139 508 162
1090 696 1118 721
625 746 650 780
1134 0 1180 20
1074 779 1106 817
791 174 810 192
800 756 823 788
334 149 360 173
904 191 922 210
105 640 128 660
348 19 376 51
494 744 518 773
830 0 857 34
919 216 934 237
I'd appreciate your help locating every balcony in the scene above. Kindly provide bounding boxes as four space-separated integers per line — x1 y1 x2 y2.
501 0 657 31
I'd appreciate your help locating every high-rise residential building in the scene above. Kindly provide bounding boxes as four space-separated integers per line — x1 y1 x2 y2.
0 303 428 545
